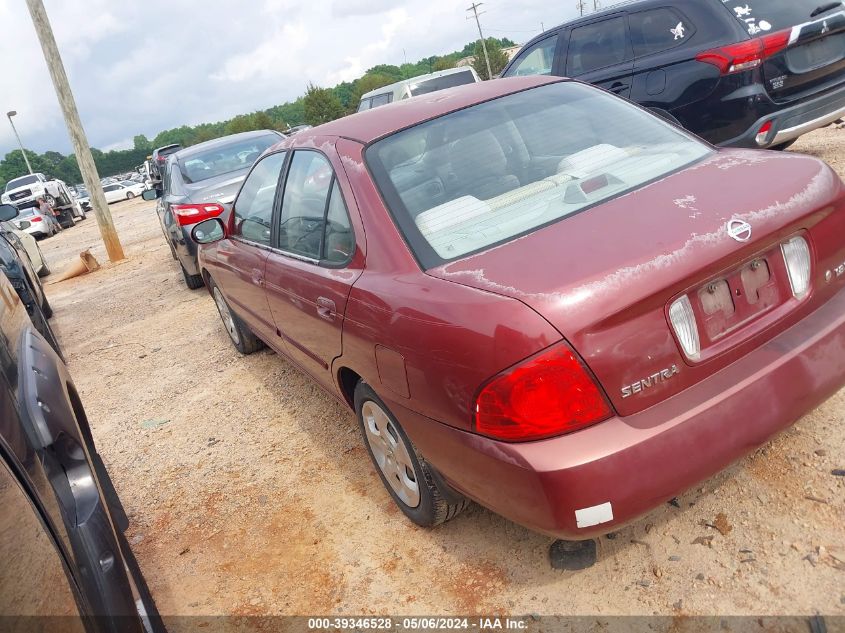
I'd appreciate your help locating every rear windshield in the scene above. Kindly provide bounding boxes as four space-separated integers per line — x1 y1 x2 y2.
367 81 710 268
5 175 39 191
409 70 477 97
178 134 279 184
723 0 841 35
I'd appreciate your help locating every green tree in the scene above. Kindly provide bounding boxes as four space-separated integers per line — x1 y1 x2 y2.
347 72 395 113
133 134 152 150
223 114 255 135
433 56 457 71
472 38 510 80
365 64 403 82
303 83 346 126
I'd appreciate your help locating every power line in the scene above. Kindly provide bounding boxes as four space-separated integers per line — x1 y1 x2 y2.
466 3 493 80
576 0 587 16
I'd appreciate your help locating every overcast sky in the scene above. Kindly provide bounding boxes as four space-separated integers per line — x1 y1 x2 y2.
0 0 579 156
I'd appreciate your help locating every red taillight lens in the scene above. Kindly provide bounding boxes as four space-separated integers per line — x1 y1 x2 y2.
171 203 224 227
474 343 613 442
32 216 42 222
696 29 791 75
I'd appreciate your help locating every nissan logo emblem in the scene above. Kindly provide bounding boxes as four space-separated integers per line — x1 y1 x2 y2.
727 219 752 242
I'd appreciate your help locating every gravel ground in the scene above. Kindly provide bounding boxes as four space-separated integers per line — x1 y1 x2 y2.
41 128 844 620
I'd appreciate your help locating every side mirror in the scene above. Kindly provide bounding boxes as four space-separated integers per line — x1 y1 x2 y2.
18 220 31 230
0 204 20 222
191 218 226 245
141 189 161 201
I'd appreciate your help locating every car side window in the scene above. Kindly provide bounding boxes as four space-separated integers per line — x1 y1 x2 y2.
278 151 353 264
370 93 392 108
233 151 286 246
567 16 629 75
358 98 372 112
503 35 558 77
103 184 118 192
629 8 692 57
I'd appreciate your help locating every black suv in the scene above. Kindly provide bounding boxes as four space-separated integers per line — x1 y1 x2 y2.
501 0 845 149
0 256 162 630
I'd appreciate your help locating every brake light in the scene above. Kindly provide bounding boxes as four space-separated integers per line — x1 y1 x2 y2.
756 121 773 146
474 343 612 442
32 216 42 222
171 203 224 227
696 29 791 75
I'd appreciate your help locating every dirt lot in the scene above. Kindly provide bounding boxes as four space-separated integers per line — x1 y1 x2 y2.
42 129 844 619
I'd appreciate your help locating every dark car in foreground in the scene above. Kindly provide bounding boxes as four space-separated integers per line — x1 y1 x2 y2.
502 0 845 149
193 77 845 540
0 264 161 631
144 129 284 289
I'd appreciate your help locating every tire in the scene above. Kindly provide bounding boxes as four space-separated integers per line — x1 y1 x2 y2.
355 381 467 527
126 192 135 200
44 193 56 207
181 263 204 290
208 278 264 354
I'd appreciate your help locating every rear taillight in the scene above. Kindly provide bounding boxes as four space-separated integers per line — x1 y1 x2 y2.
474 343 612 442
171 203 224 227
32 216 42 222
756 121 774 146
696 29 791 75
781 236 812 299
669 295 701 361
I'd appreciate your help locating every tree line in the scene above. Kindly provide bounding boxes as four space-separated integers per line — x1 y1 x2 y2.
0 37 515 190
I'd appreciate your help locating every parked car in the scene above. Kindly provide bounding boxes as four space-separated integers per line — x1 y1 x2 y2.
150 143 182 183
501 0 845 149
143 129 284 289
0 205 57 353
1 220 49 277
357 67 481 112
193 76 845 540
1 172 85 226
11 206 61 239
0 252 163 631
102 181 146 204
74 185 92 210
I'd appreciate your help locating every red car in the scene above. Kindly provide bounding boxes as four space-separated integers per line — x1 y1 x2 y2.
193 76 845 540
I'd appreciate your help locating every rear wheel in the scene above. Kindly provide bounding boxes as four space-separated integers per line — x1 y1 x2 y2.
355 381 467 527
181 263 204 290
44 193 56 207
208 278 264 354
126 192 135 200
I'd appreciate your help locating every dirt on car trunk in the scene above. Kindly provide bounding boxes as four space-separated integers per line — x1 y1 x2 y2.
43 130 845 621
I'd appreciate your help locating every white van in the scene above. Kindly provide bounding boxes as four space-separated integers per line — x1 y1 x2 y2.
357 67 481 112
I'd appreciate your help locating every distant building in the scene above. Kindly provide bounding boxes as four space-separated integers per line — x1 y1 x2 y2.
456 45 522 68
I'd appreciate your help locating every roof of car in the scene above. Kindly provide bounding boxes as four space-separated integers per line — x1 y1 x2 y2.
172 129 284 162
283 75 563 146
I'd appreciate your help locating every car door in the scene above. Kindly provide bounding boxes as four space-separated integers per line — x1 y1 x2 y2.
102 184 120 203
213 151 287 344
263 148 364 385
565 14 634 98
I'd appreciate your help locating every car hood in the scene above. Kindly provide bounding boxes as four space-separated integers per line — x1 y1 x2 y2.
185 169 249 205
427 149 845 414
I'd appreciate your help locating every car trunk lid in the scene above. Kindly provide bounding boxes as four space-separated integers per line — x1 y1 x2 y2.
427 150 845 416
185 169 249 205
726 0 845 101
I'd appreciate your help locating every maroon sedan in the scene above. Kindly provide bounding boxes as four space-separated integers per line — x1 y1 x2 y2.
192 76 845 540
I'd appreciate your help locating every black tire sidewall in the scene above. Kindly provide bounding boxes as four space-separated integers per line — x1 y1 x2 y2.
354 382 438 527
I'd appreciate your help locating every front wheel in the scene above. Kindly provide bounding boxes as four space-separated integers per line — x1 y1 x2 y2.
355 382 467 527
208 278 264 354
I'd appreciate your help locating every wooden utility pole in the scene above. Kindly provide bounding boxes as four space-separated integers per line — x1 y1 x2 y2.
25 0 125 262
467 3 494 80
576 0 587 16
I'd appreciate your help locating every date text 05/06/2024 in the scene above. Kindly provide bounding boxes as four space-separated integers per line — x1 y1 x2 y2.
307 617 529 630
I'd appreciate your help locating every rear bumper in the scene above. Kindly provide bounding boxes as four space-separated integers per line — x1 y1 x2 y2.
723 82 845 148
395 287 845 539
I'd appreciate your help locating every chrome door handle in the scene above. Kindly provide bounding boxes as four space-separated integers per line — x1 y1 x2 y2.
317 296 336 321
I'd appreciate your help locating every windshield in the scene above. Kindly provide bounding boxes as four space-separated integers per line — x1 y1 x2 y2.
178 134 279 184
5 175 39 191
409 70 477 97
367 81 711 268
724 0 842 34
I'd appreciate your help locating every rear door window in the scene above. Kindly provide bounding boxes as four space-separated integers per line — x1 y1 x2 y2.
567 17 629 75
629 8 694 57
724 1 838 35
370 93 392 108
503 35 558 77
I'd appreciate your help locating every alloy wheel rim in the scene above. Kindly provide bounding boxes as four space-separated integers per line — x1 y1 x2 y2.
361 400 420 508
212 287 240 345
